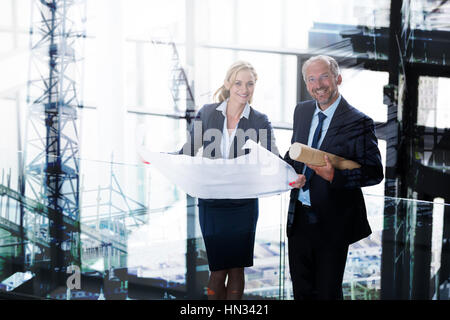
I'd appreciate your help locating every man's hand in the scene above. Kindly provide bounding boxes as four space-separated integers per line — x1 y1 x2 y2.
306 155 334 182
289 174 306 189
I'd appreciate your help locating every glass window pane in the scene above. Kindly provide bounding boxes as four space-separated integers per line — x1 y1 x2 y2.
418 76 450 129
204 0 235 44
339 69 388 123
0 1 12 28
0 98 19 191
194 47 234 108
237 0 282 47
409 0 450 31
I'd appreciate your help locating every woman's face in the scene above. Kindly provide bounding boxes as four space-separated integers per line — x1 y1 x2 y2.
226 69 256 105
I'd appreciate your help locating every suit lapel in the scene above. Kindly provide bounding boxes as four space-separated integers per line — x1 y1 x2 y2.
211 104 224 158
297 101 316 145
319 97 349 152
291 101 315 173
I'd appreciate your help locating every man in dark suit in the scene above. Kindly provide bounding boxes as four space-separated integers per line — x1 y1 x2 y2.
284 55 384 300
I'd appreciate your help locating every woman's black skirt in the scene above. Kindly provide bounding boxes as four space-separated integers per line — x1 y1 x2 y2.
198 198 259 272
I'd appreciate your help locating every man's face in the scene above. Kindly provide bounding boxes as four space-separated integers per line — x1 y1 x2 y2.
305 60 342 110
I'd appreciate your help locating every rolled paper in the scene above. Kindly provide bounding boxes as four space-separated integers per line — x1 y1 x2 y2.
289 142 361 170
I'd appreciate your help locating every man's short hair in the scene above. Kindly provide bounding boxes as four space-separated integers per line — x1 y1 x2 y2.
301 55 340 82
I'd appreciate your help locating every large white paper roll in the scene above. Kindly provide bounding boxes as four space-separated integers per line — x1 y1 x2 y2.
139 140 298 199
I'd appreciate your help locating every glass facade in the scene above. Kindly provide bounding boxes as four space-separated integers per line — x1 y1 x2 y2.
0 0 449 300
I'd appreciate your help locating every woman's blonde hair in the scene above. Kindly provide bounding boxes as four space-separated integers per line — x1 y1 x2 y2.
213 60 258 103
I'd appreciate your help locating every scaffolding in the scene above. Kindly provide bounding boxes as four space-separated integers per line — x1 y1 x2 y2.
0 0 145 296
18 1 87 291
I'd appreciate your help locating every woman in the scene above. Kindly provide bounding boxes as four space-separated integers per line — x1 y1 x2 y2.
180 61 279 299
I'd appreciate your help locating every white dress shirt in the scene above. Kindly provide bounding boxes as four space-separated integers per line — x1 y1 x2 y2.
216 99 251 159
298 94 342 206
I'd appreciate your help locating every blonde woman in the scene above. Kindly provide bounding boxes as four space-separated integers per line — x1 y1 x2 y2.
180 61 279 300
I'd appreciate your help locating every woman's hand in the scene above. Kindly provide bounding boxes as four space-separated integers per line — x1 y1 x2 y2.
289 174 306 189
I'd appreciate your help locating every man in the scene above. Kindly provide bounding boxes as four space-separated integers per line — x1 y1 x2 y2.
285 55 383 300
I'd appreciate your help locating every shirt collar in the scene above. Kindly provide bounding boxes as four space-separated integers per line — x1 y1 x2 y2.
216 99 251 119
314 94 341 118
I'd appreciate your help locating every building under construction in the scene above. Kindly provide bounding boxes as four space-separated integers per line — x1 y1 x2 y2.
0 0 449 302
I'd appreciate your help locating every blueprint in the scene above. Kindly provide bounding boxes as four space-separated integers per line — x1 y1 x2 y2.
138 140 298 199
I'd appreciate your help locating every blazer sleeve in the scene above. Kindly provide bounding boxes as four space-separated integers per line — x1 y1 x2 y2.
330 116 384 189
283 104 300 169
259 114 280 156
178 106 204 156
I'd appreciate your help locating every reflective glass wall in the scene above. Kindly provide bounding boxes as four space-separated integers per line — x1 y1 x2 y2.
0 0 449 300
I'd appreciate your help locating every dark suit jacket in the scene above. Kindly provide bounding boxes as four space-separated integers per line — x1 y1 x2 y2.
180 103 279 158
284 97 384 245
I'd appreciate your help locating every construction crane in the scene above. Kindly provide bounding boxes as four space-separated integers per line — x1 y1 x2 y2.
19 0 86 294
